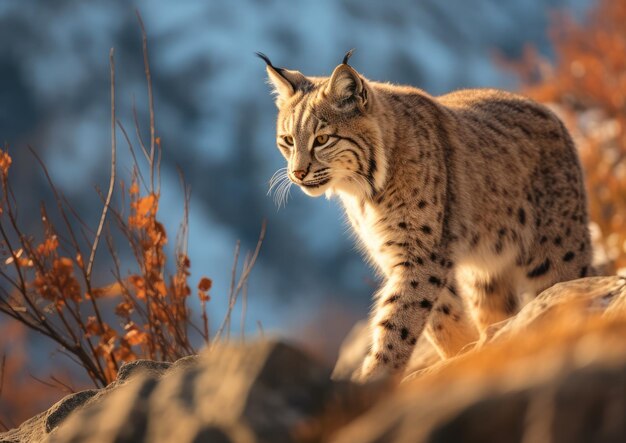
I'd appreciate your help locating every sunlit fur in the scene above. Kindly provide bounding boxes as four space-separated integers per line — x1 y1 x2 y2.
262 55 592 382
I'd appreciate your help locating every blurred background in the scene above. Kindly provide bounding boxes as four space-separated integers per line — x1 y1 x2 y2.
4 0 626 426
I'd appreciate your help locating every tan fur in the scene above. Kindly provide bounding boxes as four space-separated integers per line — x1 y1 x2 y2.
261 54 592 381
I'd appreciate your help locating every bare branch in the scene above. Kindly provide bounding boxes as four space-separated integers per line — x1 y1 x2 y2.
213 221 266 343
131 98 150 163
0 353 5 398
87 48 117 281
117 120 148 192
135 10 156 193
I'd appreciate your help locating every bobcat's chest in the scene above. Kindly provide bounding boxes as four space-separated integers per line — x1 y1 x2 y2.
339 193 400 276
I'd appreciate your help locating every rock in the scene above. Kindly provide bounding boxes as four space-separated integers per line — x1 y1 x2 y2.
487 276 626 342
44 390 99 434
40 341 383 443
0 358 176 443
0 390 102 443
115 360 172 383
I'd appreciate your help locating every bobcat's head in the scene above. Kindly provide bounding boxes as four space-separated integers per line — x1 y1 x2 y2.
260 51 387 204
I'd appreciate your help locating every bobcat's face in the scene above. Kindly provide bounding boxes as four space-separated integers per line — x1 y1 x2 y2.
261 52 386 200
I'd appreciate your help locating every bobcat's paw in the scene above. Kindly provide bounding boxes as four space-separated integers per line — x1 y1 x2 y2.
351 353 391 384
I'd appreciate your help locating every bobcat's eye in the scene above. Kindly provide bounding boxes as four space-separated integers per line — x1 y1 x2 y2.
314 134 329 146
282 135 294 146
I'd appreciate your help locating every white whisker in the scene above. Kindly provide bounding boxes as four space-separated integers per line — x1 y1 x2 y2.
269 173 293 209
268 167 288 188
268 168 290 196
277 180 293 208
268 176 288 196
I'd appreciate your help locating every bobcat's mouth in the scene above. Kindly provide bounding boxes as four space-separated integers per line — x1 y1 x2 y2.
300 177 331 188
298 177 331 197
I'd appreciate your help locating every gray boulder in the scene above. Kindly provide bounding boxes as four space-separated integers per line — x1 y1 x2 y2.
42 341 383 443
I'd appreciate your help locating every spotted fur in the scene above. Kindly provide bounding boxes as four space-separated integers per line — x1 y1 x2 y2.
260 52 592 381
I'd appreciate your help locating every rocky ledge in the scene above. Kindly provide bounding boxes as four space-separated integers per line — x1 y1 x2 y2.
2 276 626 443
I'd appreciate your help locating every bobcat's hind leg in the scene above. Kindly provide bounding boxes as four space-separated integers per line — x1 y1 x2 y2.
460 271 520 338
424 283 479 358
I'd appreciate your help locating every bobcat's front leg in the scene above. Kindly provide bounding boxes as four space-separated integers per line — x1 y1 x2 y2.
355 265 451 382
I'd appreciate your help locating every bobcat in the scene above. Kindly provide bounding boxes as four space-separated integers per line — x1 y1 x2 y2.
259 50 592 382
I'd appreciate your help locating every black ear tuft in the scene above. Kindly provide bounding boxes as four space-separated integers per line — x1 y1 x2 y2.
258 53 312 106
342 48 355 65
256 52 272 65
256 52 281 71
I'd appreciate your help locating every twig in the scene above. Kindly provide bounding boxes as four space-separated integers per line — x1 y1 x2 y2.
56 348 101 387
175 166 190 262
117 120 148 193
135 11 156 193
131 98 150 163
50 374 76 393
0 353 5 398
87 48 116 280
213 221 266 342
231 220 266 304
25 148 112 376
225 240 240 340
241 281 248 341
59 197 96 245
0 221 58 338
0 415 10 432
27 146 84 270
29 372 59 389
257 320 264 339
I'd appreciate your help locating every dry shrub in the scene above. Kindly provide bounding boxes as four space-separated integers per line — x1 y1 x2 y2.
508 0 626 271
0 14 263 395
0 322 79 431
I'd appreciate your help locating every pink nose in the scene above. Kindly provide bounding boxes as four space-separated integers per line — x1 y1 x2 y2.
292 169 307 180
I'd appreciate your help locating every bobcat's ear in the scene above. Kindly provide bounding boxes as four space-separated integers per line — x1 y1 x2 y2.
256 52 311 108
326 51 368 111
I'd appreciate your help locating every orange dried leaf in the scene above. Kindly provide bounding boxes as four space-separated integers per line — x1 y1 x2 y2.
101 325 117 343
154 280 167 297
17 257 33 267
114 343 137 361
125 329 148 346
198 277 212 292
129 181 140 195
36 236 59 256
128 275 145 289
92 282 123 299
85 316 101 336
115 301 133 317
0 150 12 175
55 257 73 270
5 248 23 264
136 194 157 216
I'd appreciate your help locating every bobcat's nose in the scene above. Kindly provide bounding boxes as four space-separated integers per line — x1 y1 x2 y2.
292 169 307 181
